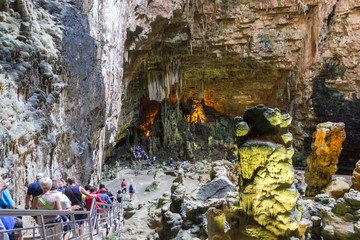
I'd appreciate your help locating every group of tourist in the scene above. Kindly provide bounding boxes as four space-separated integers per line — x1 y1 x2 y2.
0 171 139 239
0 172 119 240
132 145 149 161
161 157 188 170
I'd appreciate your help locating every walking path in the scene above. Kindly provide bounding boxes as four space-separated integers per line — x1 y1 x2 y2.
104 168 200 205
102 167 201 239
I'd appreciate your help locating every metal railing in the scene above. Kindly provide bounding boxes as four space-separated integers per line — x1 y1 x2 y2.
0 199 123 239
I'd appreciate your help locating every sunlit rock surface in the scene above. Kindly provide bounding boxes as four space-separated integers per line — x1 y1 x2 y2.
324 177 351 199
352 160 360 191
305 122 346 197
234 105 302 237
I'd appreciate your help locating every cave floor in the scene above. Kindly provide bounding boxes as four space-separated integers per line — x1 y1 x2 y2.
103 167 200 205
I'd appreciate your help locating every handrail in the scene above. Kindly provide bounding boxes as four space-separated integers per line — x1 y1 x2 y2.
0 209 90 216
0 198 123 239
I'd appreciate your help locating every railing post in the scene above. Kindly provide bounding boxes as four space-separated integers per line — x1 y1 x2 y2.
40 215 46 240
70 212 78 238
88 214 93 240
89 197 96 239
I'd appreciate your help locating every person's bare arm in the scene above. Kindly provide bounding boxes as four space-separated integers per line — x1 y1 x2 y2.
0 182 9 192
68 205 80 211
31 196 38 209
54 196 62 210
25 195 32 209
80 186 95 198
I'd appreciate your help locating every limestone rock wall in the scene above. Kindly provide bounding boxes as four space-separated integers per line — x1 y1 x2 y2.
0 0 132 206
0 0 106 205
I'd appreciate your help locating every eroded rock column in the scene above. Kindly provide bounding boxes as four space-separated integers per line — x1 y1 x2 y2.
234 105 302 237
352 160 360 191
305 122 346 197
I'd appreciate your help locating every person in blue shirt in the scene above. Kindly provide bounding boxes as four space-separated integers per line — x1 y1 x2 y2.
0 213 15 240
99 188 113 205
25 173 43 209
129 184 135 201
0 177 14 209
0 181 11 240
0 181 22 240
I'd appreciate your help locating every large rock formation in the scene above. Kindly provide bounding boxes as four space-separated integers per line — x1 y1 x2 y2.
1 0 360 210
197 160 236 201
305 122 346 197
352 160 360 191
234 105 302 237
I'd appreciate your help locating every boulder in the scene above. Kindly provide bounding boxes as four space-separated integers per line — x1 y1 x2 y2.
344 189 360 209
159 209 183 239
196 176 236 201
210 160 233 180
321 208 360 240
123 202 137 219
324 177 350 199
145 181 160 192
153 169 165 179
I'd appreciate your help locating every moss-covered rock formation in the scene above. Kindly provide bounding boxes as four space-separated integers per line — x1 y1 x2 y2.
234 105 302 237
206 208 231 240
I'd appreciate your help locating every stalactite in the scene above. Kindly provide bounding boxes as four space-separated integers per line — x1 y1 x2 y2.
147 58 183 103
296 0 309 14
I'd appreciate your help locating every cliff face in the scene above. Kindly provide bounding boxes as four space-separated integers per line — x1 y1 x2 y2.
0 0 107 204
0 0 359 205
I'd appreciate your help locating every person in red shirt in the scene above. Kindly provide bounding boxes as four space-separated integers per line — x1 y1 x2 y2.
121 179 127 193
84 186 105 211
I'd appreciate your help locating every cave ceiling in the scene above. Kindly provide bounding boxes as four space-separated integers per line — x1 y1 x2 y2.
123 14 291 120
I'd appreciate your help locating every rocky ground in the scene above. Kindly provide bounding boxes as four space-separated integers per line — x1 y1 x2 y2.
102 160 358 240
103 162 207 239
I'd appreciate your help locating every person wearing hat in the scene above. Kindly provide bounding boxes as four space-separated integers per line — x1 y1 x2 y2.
25 173 44 209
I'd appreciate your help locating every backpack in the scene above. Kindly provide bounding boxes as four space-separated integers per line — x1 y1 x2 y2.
121 181 127 188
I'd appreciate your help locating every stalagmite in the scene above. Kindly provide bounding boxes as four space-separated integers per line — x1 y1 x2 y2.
206 208 230 240
234 105 303 237
351 160 360 191
305 122 346 197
